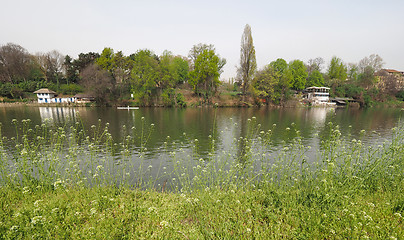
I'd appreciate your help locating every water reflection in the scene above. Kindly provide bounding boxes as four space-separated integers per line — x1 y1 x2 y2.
0 106 403 157
39 107 77 123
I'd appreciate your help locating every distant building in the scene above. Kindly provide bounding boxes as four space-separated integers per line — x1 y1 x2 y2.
303 87 335 106
73 94 95 103
33 88 76 103
375 69 404 93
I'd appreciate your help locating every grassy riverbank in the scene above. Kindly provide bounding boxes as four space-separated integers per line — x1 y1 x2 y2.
0 120 403 239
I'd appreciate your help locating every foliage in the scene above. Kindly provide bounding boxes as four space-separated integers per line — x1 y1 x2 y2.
306 70 324 87
289 60 307 90
327 56 347 82
188 44 226 101
237 24 257 98
252 65 279 101
358 66 376 88
396 90 404 101
59 84 84 95
161 88 175 107
176 92 187 107
129 49 160 105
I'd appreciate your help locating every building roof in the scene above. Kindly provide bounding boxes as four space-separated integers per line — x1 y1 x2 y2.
74 93 95 98
305 87 330 90
33 88 57 94
383 69 402 74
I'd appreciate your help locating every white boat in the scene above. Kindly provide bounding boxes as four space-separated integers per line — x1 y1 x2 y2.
117 106 139 110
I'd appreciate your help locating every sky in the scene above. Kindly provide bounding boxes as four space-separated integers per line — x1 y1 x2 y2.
1 0 404 80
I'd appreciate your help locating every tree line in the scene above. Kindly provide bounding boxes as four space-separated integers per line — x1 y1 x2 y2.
237 25 402 107
1 25 402 106
0 42 225 106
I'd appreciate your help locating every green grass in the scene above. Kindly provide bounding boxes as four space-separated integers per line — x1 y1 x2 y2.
0 118 403 239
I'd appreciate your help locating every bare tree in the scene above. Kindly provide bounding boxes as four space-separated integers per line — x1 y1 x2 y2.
80 63 114 104
358 54 384 73
237 24 257 100
0 43 31 83
306 57 324 75
34 50 64 83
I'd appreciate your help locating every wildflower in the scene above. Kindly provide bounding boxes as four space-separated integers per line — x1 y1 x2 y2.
246 228 251 232
10 225 19 232
160 220 169 227
90 208 97 215
34 200 43 208
31 216 44 225
246 208 251 213
393 212 402 218
148 207 157 212
236 200 241 204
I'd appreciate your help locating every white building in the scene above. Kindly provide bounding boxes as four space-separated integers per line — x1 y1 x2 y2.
33 88 76 103
304 87 335 106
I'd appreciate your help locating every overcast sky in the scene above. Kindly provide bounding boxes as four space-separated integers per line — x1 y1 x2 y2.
1 0 403 80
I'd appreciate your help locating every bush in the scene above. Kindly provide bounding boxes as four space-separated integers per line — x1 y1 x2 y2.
396 90 404 101
59 84 84 95
176 93 187 108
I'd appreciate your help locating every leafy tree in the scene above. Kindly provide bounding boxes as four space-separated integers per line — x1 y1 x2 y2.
113 51 131 84
327 56 347 82
64 55 79 84
172 56 189 84
289 60 307 90
237 24 257 100
270 58 288 74
129 49 160 105
347 63 359 82
358 66 376 89
72 52 100 74
96 47 115 74
159 50 178 89
252 65 279 102
306 70 324 87
188 44 226 102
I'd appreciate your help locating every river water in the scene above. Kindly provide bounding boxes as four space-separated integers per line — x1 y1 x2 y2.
0 105 403 187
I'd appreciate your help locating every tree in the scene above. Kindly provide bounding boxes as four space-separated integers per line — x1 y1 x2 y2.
327 56 347 82
72 52 100 74
289 60 307 90
129 49 160 105
96 47 115 74
252 65 279 102
347 63 359 82
358 66 376 89
269 58 292 103
306 57 324 75
172 56 189 84
159 50 178 89
188 45 226 102
237 24 257 100
0 43 31 83
80 63 114 104
358 54 384 74
35 50 64 88
306 70 324 87
64 55 79 84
